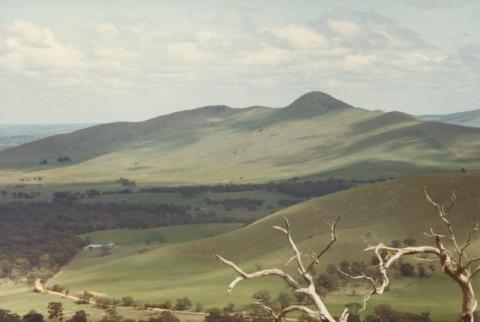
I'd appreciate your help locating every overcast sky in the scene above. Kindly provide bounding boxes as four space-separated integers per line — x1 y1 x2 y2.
0 0 479 124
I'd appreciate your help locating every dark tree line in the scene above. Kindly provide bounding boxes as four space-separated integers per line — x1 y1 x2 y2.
137 177 388 199
0 201 240 279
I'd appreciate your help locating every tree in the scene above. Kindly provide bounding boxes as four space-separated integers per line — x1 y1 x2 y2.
216 217 356 322
162 300 172 309
223 303 235 313
149 312 180 322
346 187 479 322
120 296 136 307
51 285 65 293
277 292 294 309
66 311 88 322
47 302 64 321
100 308 122 322
174 297 192 311
253 290 271 305
22 311 43 322
77 291 94 305
0 309 21 322
417 264 427 278
403 237 417 247
195 302 204 312
316 273 339 291
399 263 415 277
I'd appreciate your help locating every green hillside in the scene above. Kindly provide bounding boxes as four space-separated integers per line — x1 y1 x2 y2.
49 172 480 320
0 223 241 315
82 223 243 246
1 92 479 184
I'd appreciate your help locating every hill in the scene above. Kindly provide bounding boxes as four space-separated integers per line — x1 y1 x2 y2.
0 124 93 151
0 92 479 184
49 172 480 320
419 109 480 128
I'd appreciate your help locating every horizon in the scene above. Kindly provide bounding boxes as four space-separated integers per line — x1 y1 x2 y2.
1 0 479 123
0 91 478 125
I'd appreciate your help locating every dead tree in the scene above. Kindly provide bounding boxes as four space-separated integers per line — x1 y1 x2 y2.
215 217 354 322
344 187 479 322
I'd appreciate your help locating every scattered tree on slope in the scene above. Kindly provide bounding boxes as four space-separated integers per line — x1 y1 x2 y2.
343 187 479 322
216 188 480 322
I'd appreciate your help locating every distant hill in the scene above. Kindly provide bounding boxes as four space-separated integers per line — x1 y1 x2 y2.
50 172 480 320
419 109 480 128
0 91 479 184
0 124 93 151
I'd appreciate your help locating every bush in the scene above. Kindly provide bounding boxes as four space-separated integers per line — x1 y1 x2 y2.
51 284 65 292
66 311 88 322
147 312 180 322
316 273 339 291
399 263 415 277
0 309 21 322
120 296 136 307
174 297 192 311
22 311 44 322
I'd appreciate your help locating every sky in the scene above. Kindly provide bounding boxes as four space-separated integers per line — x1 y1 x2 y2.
0 0 479 124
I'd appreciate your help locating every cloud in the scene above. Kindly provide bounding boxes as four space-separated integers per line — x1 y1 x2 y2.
190 8 256 32
264 25 331 50
233 46 291 66
166 42 213 63
0 20 83 73
316 9 433 51
339 54 377 71
404 0 476 9
326 19 362 39
95 22 119 37
0 7 477 122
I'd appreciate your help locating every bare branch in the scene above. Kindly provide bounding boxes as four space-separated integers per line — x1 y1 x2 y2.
216 217 350 322
470 265 480 281
306 217 340 274
424 187 464 265
214 254 301 292
337 270 375 312
362 188 479 322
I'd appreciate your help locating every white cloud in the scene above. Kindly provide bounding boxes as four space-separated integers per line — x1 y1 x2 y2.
0 7 477 122
265 25 331 49
233 46 291 66
166 42 213 63
95 22 119 37
339 54 377 71
327 19 362 39
405 0 476 9
0 20 83 73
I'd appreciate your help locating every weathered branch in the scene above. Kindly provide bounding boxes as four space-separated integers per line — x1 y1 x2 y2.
306 217 340 274
361 188 479 322
257 302 321 322
214 254 301 292
216 217 349 322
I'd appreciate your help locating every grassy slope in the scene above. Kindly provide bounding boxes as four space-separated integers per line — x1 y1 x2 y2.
1 93 479 184
50 173 480 320
0 223 240 316
0 283 103 316
82 223 243 246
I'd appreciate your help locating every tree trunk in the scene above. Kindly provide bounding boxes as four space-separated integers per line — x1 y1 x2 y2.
460 282 477 322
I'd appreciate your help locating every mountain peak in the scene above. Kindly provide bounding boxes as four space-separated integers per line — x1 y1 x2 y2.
286 91 352 111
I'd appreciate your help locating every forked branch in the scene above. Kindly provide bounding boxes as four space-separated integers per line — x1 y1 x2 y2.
215 217 349 322
355 188 479 322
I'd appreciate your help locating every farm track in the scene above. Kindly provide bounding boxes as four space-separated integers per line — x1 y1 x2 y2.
33 279 296 321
